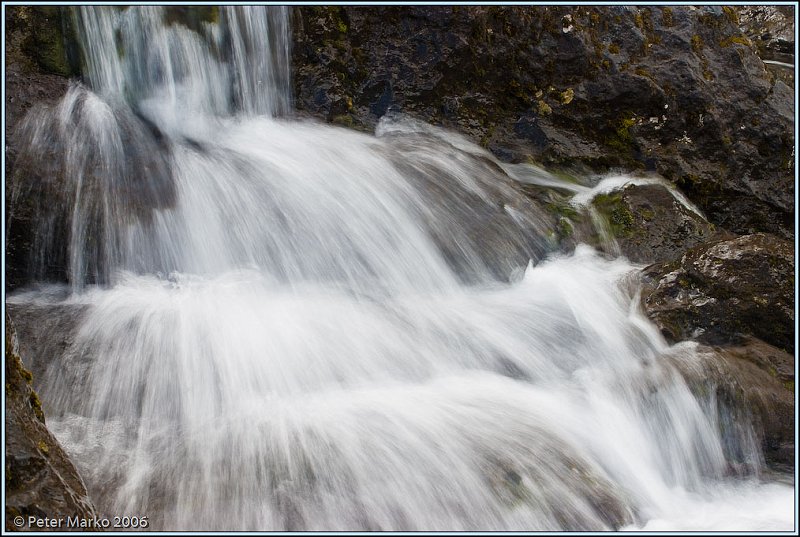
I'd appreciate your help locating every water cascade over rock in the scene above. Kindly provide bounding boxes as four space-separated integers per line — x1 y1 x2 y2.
6 6 793 531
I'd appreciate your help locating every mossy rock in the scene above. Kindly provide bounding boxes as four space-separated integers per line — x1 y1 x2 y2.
13 6 77 77
595 183 718 264
163 6 220 33
5 314 100 529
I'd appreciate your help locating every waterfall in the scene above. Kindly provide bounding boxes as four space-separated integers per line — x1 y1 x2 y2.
6 6 793 531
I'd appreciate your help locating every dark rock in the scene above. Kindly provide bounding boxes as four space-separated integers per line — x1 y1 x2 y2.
5 6 79 78
736 6 794 88
291 6 794 238
737 7 794 59
669 339 794 470
642 233 794 353
9 87 177 289
5 7 72 291
6 302 90 416
591 183 720 264
5 314 99 531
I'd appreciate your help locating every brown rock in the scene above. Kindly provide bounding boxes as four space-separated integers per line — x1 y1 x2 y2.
669 338 794 469
642 233 794 353
5 314 99 531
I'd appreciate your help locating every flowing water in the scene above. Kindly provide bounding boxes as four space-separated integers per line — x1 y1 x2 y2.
5 6 794 531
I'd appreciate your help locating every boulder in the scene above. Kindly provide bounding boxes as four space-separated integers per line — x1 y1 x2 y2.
291 6 794 239
642 233 794 353
589 182 720 264
5 314 99 531
668 338 794 470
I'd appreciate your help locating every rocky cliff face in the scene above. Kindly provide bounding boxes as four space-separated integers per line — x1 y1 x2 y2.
292 6 794 239
5 7 100 528
5 7 73 291
5 315 99 531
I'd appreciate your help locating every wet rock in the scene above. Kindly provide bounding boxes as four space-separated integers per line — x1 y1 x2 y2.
736 6 794 88
642 233 794 353
5 6 78 79
737 6 794 61
5 314 99 531
6 302 90 415
292 6 794 239
5 7 73 291
590 183 720 264
669 339 794 470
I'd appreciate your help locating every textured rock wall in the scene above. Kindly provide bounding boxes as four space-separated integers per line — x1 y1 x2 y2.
292 6 794 239
5 315 99 531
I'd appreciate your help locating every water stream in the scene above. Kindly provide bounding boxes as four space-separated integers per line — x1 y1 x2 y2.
6 6 794 531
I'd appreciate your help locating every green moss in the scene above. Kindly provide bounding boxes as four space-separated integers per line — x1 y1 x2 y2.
37 440 50 455
608 42 620 54
480 124 496 148
619 117 636 130
30 391 45 423
19 367 33 383
557 217 574 239
698 12 721 29
546 201 580 219
331 114 355 128
610 206 635 235
784 380 794 392
606 115 637 154
593 192 635 237
164 6 219 28
19 6 75 76
559 88 574 105
640 207 655 221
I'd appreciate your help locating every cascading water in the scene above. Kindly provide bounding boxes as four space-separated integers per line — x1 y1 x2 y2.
6 6 794 531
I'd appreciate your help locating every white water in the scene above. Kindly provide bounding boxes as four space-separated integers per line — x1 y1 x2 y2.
7 6 794 531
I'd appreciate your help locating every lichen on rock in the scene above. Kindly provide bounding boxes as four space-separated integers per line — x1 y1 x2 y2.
5 314 100 531
642 233 794 353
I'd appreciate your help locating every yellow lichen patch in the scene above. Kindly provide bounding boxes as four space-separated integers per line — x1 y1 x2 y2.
661 7 674 27
719 35 751 48
537 100 552 115
722 6 739 24
560 88 574 105
691 35 704 54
